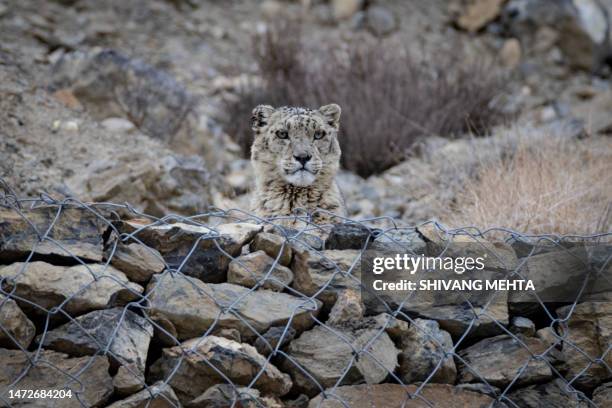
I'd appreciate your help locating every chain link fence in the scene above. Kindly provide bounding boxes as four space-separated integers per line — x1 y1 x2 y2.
0 179 610 408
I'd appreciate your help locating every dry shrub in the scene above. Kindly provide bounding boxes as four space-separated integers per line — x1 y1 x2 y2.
224 21 510 177
447 136 612 236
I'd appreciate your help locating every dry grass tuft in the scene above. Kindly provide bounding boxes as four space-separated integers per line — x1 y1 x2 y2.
446 135 612 236
223 21 511 177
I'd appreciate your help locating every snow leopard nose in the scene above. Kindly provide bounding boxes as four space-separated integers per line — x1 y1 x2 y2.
294 153 311 167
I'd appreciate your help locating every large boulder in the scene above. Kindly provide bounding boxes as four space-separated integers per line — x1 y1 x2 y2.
149 336 292 404
37 308 153 375
556 301 612 389
0 295 36 349
145 273 320 342
0 206 107 263
106 381 181 408
308 383 498 407
0 261 143 318
458 334 560 387
283 324 398 397
397 318 456 384
121 220 262 283
0 349 113 407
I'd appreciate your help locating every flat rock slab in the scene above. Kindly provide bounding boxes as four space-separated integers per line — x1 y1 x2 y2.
185 384 283 408
284 325 398 397
106 381 181 408
121 220 262 283
146 273 320 341
506 378 587 407
0 261 143 317
308 383 498 407
38 307 153 373
104 239 165 283
0 349 113 407
0 206 107 263
0 295 36 349
556 301 612 389
458 334 557 388
149 335 292 404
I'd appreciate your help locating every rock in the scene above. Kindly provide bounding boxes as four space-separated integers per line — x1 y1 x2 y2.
510 316 536 336
37 308 153 374
0 349 113 407
146 273 320 342
250 231 293 266
502 0 611 70
455 383 501 398
458 334 558 387
0 261 143 318
104 239 166 284
0 295 36 349
370 313 411 341
457 0 505 32
325 223 372 250
572 91 612 135
283 324 398 397
332 0 363 20
0 206 107 263
121 220 262 283
68 152 211 217
397 318 456 384
186 384 283 408
593 382 612 406
149 336 292 404
113 364 145 398
536 326 560 348
326 289 364 325
52 49 196 145
500 37 522 68
506 378 589 407
254 325 296 357
308 383 498 407
291 248 361 309
364 5 397 37
556 301 612 389
228 251 294 291
106 381 181 408
100 117 136 133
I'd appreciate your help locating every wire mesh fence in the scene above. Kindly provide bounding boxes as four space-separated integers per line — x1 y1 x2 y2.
0 178 611 408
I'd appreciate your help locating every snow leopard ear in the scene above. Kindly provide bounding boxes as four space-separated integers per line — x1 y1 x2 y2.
251 105 275 132
319 104 341 129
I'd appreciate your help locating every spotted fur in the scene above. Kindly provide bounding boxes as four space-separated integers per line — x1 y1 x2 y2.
250 104 346 228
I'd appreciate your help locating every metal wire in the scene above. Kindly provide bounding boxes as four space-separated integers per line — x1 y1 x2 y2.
0 182 610 408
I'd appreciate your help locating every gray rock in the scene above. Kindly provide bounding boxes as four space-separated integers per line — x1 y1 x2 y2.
185 384 283 408
106 381 181 408
283 324 398 397
593 381 612 406
104 238 166 284
506 378 590 407
326 289 364 325
0 206 107 264
121 220 262 283
510 316 536 336
458 334 559 387
37 308 153 374
146 273 320 342
456 383 501 398
397 318 456 384
0 261 143 318
331 0 364 20
254 325 296 357
0 295 36 349
250 231 293 266
308 383 498 407
228 250 294 291
52 49 196 143
325 223 372 250
556 301 612 389
150 336 292 404
0 349 113 408
113 364 145 398
364 5 397 37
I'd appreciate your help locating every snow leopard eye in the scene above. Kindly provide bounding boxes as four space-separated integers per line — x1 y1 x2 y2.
276 130 289 139
314 130 326 140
